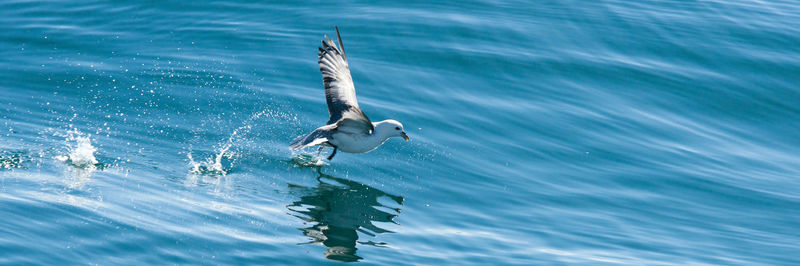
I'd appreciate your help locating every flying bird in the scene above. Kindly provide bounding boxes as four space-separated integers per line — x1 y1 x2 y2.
290 27 409 160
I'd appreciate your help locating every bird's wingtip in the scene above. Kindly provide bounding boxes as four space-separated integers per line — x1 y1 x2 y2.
334 26 346 60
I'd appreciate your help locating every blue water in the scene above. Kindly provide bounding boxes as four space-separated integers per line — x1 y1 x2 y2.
2 0 800 264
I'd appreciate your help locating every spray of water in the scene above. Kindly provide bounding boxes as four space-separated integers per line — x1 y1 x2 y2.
187 109 269 176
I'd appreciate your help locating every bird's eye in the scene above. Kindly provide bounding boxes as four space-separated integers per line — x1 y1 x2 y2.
395 127 400 130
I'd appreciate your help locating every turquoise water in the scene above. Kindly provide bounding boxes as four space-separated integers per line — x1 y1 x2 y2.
2 0 800 264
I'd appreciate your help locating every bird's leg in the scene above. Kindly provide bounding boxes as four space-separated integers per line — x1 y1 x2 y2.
316 146 324 158
327 147 338 160
327 143 338 160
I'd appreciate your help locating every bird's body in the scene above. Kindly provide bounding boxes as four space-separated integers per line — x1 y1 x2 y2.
290 27 408 160
327 120 404 153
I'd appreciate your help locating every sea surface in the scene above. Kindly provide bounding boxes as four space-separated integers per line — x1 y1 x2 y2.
2 0 799 264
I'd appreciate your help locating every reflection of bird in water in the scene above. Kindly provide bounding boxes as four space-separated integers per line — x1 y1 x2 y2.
287 168 404 262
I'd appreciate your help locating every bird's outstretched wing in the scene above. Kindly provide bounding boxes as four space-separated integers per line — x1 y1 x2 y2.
318 26 373 134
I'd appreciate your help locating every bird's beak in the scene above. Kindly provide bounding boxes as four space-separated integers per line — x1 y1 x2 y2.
401 132 409 141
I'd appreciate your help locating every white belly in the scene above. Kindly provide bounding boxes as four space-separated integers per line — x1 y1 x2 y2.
329 132 386 153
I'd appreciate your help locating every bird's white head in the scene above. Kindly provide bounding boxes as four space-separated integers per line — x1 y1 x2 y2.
375 119 409 141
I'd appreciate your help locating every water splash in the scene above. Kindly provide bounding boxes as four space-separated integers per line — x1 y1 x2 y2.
52 129 102 189
187 109 269 176
55 129 101 169
188 148 231 176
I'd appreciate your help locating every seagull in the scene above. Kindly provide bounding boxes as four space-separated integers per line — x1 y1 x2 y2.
290 27 409 160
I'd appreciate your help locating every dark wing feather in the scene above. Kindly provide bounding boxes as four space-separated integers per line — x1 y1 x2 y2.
318 27 373 133
336 116 374 135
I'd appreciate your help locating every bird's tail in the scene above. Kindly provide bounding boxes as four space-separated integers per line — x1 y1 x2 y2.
289 134 311 149
289 130 329 150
